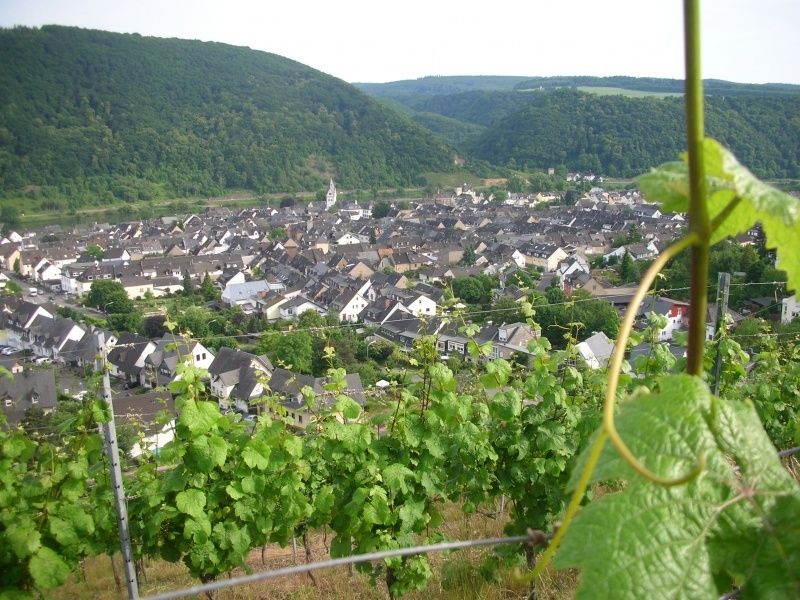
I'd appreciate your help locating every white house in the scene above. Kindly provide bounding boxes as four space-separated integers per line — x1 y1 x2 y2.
140 335 215 388
334 288 369 323
222 280 270 307
558 255 590 278
509 249 527 269
278 295 326 320
782 295 800 325
336 232 361 246
638 297 690 341
32 258 61 283
406 293 437 317
576 331 615 369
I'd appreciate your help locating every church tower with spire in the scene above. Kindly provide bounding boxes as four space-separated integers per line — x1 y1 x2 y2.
325 178 337 210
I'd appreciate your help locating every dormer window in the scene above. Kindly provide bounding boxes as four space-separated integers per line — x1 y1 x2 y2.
31 393 39 404
4 399 11 407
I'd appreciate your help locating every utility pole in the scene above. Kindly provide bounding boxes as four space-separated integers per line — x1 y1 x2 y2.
712 272 731 395
96 331 140 599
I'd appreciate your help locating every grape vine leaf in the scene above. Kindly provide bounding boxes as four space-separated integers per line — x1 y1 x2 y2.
555 375 800 599
5 519 40 558
28 547 70 590
176 489 206 519
637 138 800 291
382 463 414 497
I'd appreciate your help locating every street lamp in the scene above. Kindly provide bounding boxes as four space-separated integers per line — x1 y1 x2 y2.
365 338 377 361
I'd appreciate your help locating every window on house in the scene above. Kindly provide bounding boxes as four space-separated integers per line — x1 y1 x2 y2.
195 354 201 361
31 394 39 404
4 399 11 407
298 415 303 424
202 353 206 360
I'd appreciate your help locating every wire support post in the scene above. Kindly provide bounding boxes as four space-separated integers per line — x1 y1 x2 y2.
96 331 140 600
711 271 731 395
141 534 541 600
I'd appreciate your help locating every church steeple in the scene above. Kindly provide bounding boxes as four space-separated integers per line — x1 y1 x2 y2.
325 178 337 210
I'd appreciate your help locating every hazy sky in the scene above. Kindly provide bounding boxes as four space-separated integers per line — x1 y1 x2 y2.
1 0 798 84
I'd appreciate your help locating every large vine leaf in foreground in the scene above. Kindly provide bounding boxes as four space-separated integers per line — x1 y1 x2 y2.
554 375 800 599
637 138 800 292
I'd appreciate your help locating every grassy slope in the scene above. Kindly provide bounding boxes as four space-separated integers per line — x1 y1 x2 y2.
576 86 682 98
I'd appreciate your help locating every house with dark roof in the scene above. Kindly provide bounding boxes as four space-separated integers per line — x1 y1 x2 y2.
113 389 176 457
107 332 157 385
267 367 365 428
208 347 273 413
0 369 57 425
140 334 215 388
637 297 690 341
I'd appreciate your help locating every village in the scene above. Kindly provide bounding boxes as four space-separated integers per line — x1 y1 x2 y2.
0 179 794 455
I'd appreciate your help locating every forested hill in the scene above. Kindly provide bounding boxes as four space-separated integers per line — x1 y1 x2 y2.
513 75 800 97
0 26 455 207
469 89 800 178
354 75 530 97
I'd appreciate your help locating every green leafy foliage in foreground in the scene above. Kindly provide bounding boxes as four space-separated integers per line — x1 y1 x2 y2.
0 397 116 594
539 132 800 598
638 137 800 291
557 376 800 598
0 25 453 207
0 323 798 598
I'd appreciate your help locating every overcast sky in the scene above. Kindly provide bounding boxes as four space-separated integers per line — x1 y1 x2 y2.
1 0 798 84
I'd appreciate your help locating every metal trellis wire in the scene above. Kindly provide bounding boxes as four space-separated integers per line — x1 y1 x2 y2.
142 534 538 600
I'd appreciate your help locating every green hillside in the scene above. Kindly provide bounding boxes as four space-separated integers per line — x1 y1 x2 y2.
354 75 530 97
469 89 800 178
514 75 800 97
0 26 455 209
360 75 800 180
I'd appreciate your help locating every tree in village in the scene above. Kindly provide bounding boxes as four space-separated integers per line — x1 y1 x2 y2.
257 330 314 374
200 273 220 301
372 200 391 219
176 305 215 338
452 277 482 304
85 280 134 313
460 245 477 267
182 270 194 295
618 250 636 283
270 227 288 241
0 205 20 233
507 269 534 289
571 290 622 339
85 244 105 261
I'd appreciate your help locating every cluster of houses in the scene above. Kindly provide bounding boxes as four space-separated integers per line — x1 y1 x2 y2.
0 182 776 442
0 184 699 322
0 295 365 447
